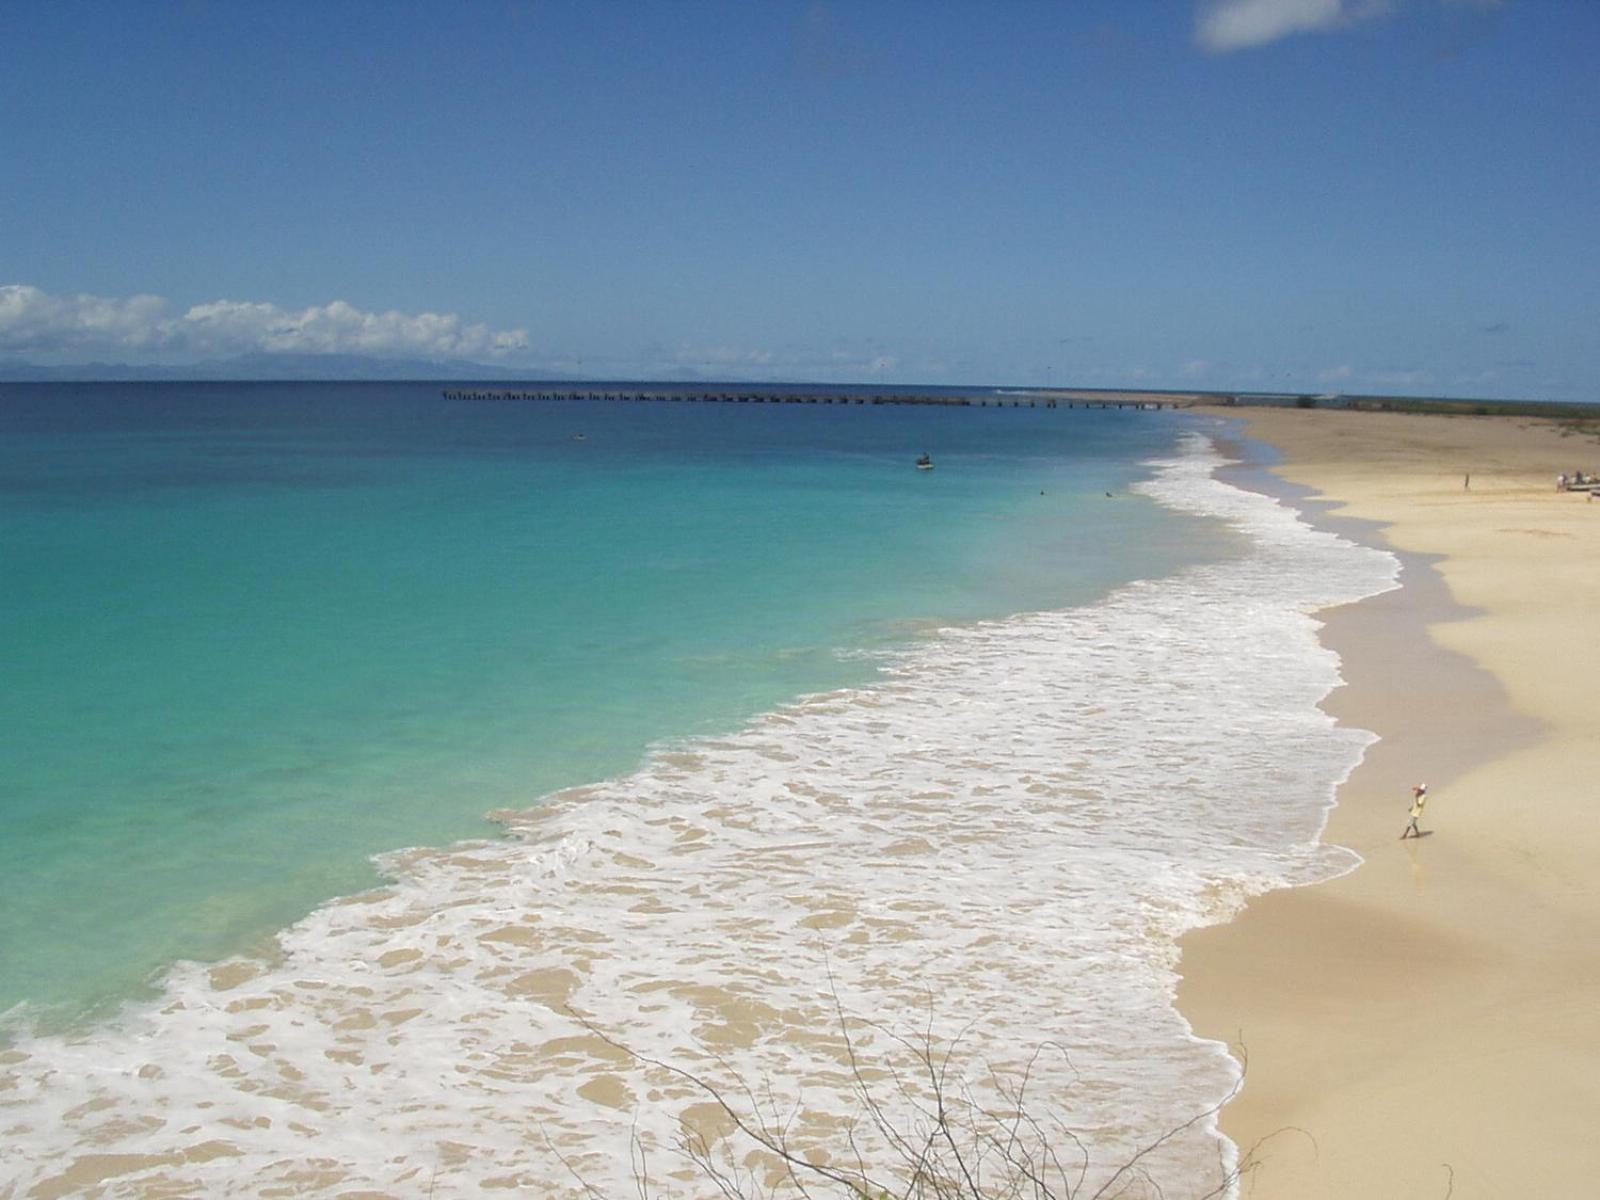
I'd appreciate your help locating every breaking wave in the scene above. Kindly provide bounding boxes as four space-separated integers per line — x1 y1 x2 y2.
0 434 1398 1198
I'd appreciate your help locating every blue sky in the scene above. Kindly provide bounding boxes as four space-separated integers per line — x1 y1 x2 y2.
1 0 1595 398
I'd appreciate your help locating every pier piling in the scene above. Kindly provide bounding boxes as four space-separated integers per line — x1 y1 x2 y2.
440 388 1190 410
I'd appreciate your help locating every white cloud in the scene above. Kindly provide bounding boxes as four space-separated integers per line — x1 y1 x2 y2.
0 286 170 354
0 284 529 362
1195 0 1394 52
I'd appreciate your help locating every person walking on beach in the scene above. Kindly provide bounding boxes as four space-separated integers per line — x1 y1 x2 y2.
1401 782 1429 839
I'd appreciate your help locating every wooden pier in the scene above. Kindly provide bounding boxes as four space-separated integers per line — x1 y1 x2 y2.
439 387 1193 410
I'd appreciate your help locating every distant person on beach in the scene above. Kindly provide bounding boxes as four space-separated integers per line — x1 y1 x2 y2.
1401 782 1429 839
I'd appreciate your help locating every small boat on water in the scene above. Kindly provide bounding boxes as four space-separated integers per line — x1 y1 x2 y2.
915 453 933 471
571 432 587 441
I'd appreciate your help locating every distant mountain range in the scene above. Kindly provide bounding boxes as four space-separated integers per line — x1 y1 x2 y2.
0 353 576 382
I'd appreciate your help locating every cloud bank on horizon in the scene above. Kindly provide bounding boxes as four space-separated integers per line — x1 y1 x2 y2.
0 284 530 364
1196 0 1498 53
0 283 915 380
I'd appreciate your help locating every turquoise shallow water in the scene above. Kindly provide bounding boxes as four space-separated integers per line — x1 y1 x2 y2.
0 382 1232 1022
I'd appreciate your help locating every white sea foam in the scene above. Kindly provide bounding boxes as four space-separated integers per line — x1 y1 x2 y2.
0 434 1398 1199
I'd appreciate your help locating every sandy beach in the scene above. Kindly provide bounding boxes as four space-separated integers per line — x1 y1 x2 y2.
1180 407 1600 1198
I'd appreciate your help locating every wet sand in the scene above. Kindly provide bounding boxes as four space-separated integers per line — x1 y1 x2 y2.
1179 407 1600 1197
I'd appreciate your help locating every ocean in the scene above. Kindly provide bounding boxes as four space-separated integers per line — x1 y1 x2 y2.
0 382 1396 1197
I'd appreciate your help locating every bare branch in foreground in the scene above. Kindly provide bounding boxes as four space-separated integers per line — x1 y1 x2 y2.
561 1001 1310 1200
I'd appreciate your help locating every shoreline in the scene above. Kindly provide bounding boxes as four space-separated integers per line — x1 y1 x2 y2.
1179 408 1600 1197
0 431 1346 1196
